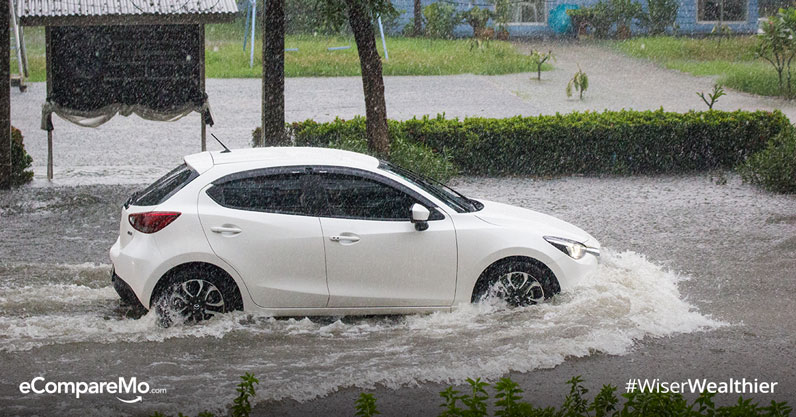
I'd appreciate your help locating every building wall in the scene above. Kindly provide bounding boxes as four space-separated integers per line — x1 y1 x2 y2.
389 0 759 37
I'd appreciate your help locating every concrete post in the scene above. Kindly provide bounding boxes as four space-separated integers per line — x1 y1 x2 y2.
0 0 11 189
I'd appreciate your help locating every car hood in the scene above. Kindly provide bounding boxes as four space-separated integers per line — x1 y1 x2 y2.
473 199 599 247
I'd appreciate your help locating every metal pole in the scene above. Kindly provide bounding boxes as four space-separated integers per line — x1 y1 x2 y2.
201 119 206 151
47 129 53 180
249 0 256 68
19 27 28 77
45 27 53 180
377 16 388 61
9 0 23 81
13 0 28 76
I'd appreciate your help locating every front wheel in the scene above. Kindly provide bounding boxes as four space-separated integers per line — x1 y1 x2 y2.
472 259 558 307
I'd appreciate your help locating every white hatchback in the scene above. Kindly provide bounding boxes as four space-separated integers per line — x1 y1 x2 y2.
110 147 600 323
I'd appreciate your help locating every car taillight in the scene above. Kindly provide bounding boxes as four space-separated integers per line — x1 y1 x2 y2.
128 212 181 234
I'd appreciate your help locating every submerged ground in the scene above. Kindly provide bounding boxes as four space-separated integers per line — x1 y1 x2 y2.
1 43 795 415
0 174 794 415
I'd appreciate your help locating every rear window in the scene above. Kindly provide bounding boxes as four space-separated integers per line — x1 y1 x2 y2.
128 164 198 207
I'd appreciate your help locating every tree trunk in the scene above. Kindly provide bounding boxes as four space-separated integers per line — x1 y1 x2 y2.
0 0 10 189
261 0 286 146
413 0 423 36
345 0 390 156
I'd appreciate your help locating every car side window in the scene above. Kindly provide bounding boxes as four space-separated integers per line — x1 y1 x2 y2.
319 173 418 221
207 173 311 216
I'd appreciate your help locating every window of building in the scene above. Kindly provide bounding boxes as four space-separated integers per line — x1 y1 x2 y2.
698 0 748 22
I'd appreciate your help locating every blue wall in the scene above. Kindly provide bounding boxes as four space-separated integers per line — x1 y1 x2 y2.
389 0 758 37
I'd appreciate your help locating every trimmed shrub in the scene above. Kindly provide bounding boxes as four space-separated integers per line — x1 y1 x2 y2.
740 127 796 193
10 126 33 186
254 110 789 186
292 110 788 176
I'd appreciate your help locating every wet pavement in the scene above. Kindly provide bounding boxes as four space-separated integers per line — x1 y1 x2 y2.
1 173 794 415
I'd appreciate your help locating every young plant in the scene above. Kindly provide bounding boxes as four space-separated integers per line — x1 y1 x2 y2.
439 386 465 417
561 376 590 416
697 84 726 110
461 377 490 417
354 393 380 417
566 66 589 99
529 49 555 80
230 372 259 417
494 377 524 417
757 12 796 98
590 385 619 417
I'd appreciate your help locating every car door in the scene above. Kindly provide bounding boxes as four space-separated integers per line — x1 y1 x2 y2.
315 169 458 308
197 169 329 308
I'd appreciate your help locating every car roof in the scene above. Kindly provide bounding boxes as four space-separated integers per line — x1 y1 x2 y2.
184 147 381 174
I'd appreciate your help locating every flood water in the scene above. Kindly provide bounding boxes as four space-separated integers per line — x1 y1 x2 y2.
1 172 794 416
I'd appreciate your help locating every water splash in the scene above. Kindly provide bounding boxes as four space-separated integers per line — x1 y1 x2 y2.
0 250 722 411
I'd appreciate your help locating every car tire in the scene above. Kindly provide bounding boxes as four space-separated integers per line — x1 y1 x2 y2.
472 259 558 307
152 265 242 326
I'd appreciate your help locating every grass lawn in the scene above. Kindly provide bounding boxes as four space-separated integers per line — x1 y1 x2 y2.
613 36 783 98
13 23 544 82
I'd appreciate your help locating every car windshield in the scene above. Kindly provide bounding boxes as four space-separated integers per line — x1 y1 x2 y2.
379 162 482 213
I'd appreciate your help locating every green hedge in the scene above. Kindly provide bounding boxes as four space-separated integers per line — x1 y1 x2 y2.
740 127 796 193
286 110 790 177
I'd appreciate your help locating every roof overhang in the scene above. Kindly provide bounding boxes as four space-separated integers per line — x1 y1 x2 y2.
18 0 238 26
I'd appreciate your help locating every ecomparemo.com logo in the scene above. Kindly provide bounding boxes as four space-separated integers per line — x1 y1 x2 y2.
19 376 167 403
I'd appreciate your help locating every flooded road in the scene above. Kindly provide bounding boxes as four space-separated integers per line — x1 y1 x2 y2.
1 174 794 415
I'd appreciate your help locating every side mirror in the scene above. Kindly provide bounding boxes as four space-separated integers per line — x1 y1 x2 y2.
410 203 430 231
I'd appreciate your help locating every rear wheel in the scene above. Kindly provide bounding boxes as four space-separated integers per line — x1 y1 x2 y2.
472 259 558 307
153 264 242 325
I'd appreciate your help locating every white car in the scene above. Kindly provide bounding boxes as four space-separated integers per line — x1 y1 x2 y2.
110 147 600 322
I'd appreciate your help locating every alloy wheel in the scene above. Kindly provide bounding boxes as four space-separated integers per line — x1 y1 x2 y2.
168 279 226 323
492 271 545 306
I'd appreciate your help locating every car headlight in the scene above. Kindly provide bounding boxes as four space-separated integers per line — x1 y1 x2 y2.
543 236 595 260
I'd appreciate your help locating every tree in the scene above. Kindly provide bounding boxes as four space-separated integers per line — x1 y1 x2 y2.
414 0 423 35
346 0 390 155
260 0 286 146
320 0 395 156
0 0 10 189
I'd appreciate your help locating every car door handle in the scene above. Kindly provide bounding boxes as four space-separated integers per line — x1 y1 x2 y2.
210 226 242 235
330 235 360 243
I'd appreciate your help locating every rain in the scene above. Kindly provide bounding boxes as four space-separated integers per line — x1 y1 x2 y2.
1 0 796 415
